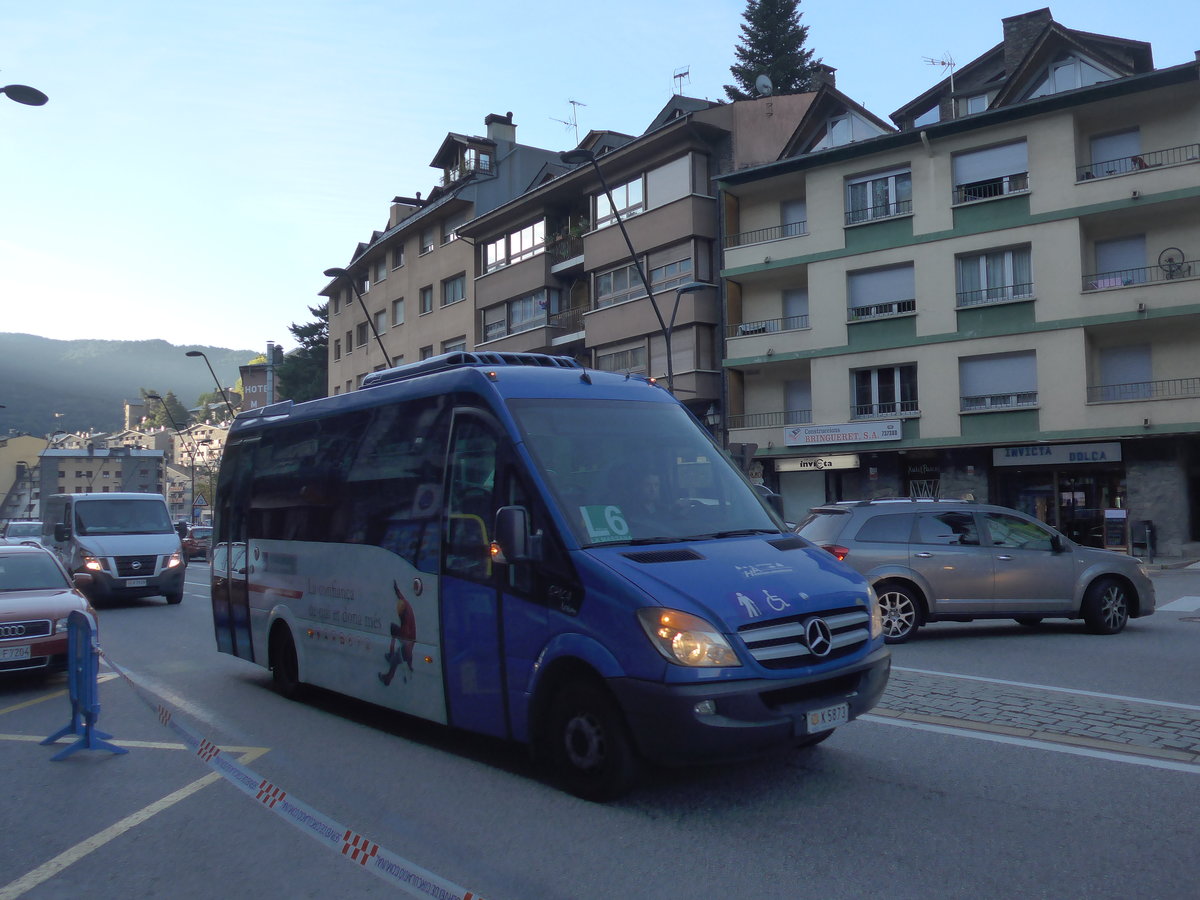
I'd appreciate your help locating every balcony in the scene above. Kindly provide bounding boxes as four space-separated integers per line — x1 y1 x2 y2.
726 408 812 430
1087 376 1200 403
960 391 1038 412
852 400 919 419
956 283 1034 307
1082 257 1195 292
725 221 807 248
1077 143 1200 181
844 200 912 227
952 172 1029 205
848 298 916 322
726 314 809 339
547 235 584 265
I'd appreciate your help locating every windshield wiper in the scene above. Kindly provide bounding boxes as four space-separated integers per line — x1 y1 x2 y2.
696 528 781 539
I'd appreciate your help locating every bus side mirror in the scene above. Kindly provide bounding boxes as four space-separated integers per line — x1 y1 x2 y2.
54 523 71 542
493 506 541 563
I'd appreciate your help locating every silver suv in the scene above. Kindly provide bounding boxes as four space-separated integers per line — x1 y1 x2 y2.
796 499 1155 643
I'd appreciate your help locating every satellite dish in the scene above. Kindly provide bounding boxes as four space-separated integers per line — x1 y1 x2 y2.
755 74 773 97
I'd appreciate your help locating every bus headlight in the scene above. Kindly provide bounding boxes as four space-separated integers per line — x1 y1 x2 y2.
637 608 741 668
867 586 883 640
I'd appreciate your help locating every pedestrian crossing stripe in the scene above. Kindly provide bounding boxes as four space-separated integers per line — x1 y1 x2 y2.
1158 596 1200 612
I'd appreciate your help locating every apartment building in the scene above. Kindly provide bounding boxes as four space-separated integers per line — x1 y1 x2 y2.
719 9 1200 556
321 113 564 392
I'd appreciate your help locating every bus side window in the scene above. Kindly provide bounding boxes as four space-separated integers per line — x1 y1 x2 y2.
445 416 498 581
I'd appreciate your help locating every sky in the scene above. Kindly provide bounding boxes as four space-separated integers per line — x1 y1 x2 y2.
2 1 1196 354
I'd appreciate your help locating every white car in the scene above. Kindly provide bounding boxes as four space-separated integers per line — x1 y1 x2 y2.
2 521 45 549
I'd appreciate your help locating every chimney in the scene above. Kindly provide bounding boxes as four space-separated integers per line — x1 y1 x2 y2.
485 111 516 144
812 64 837 88
1002 8 1054 76
389 194 426 227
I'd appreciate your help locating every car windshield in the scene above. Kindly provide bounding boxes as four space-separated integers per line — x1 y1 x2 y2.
75 499 174 536
0 554 70 591
509 398 780 547
5 523 40 538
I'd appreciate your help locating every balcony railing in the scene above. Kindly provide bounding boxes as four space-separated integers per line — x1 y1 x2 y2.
852 400 920 419
726 314 809 338
1082 258 1195 291
960 391 1038 411
844 199 912 226
1087 377 1200 403
727 409 813 429
956 283 1034 307
439 157 493 187
1077 143 1200 181
848 298 916 321
549 305 586 334
547 236 584 264
725 221 808 248
952 172 1029 205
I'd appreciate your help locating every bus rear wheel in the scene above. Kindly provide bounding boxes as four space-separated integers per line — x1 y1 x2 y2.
270 625 303 700
546 681 639 802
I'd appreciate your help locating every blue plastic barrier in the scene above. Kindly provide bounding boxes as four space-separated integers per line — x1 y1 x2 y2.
41 609 127 760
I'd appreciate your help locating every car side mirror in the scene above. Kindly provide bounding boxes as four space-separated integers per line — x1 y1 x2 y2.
73 572 93 589
1050 534 1066 553
54 523 70 542
493 505 542 563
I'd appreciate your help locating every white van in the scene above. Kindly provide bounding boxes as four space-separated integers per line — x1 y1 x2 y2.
43 493 186 604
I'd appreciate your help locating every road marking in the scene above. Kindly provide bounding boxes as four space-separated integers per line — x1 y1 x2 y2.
863 714 1200 774
895 665 1200 712
0 673 118 716
1158 596 1200 612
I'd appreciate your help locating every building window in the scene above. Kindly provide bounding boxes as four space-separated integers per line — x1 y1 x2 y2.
853 365 918 418
649 256 693 293
441 273 466 307
344 330 353 353
419 285 433 315
374 310 387 336
595 176 644 229
1094 344 1152 401
483 220 546 272
848 264 916 320
1092 235 1147 287
482 289 561 341
956 246 1033 306
1027 54 1115 99
846 168 912 224
442 337 466 354
596 345 647 373
420 346 433 361
391 298 404 327
781 199 807 237
964 93 989 114
959 350 1038 411
331 293 340 315
442 212 467 245
596 262 641 308
356 322 368 347
952 141 1029 203
333 339 341 361
373 258 387 283
1084 129 1142 179
420 226 435 255
392 245 405 269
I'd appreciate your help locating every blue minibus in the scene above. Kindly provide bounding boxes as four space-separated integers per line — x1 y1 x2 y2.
211 352 889 798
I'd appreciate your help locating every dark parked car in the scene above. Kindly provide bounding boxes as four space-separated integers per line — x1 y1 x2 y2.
182 526 212 560
796 498 1155 642
0 545 95 676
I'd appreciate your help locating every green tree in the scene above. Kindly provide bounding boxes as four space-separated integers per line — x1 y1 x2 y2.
724 0 822 101
140 388 191 430
276 303 329 403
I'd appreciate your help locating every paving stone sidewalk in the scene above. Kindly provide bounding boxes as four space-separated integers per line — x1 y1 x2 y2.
872 667 1200 764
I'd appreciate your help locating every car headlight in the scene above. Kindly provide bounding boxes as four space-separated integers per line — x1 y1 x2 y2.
867 586 883 640
636 608 741 668
82 555 104 572
166 551 183 568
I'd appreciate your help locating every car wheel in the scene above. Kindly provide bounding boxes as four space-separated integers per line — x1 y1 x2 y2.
270 625 303 699
796 728 835 749
877 583 921 643
546 681 639 801
1014 616 1043 626
1082 577 1130 635
164 590 183 605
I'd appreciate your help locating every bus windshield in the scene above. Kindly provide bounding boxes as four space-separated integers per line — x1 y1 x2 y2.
509 398 780 547
74 499 175 536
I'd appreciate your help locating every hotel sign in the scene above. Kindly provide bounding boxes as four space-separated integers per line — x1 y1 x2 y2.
993 442 1122 467
786 420 902 446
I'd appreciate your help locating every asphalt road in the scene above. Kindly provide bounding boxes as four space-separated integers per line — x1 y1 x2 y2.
2 562 1198 899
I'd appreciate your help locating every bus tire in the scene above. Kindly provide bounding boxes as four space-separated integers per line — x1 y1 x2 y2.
546 680 639 801
270 625 303 700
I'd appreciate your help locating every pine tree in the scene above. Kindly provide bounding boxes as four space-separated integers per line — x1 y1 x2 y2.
276 303 329 403
724 0 822 101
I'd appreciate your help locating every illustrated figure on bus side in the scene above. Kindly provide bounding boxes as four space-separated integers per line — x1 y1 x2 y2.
379 581 417 686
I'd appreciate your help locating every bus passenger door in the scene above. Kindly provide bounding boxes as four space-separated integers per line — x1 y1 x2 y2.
442 413 506 738
212 440 255 661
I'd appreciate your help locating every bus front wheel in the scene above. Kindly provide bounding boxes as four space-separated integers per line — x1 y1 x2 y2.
546 681 639 801
270 625 303 700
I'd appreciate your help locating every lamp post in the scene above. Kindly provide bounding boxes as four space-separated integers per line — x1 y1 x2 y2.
323 267 392 367
1 84 48 106
185 351 238 420
145 393 194 520
558 149 716 395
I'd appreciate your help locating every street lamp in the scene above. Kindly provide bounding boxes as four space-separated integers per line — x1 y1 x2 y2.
323 267 392 367
559 148 710 394
1 84 48 106
185 350 238 419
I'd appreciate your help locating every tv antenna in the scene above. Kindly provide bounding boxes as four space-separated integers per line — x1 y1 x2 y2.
923 53 956 93
673 65 691 95
550 99 586 143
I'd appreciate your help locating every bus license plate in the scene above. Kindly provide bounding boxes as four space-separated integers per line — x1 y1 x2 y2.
806 702 849 733
0 646 32 662
125 579 147 587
